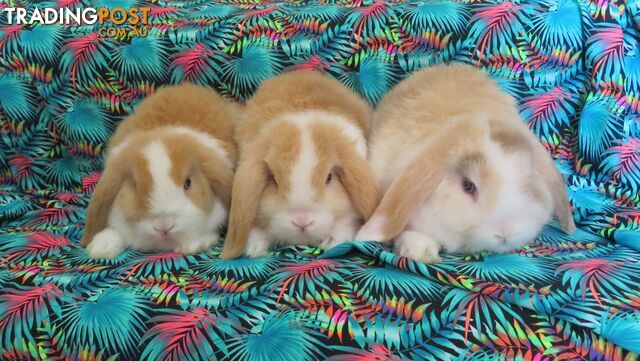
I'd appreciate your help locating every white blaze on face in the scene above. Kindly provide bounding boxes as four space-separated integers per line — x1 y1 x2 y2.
143 141 187 215
282 110 367 206
172 126 233 169
317 115 367 157
287 122 317 206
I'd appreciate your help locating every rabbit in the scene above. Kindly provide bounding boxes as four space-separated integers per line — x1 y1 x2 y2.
80 84 237 259
356 64 576 263
220 70 381 259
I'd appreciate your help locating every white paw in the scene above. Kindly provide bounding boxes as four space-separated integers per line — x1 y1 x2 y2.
354 230 383 242
319 237 347 250
355 215 386 242
320 228 356 250
394 230 442 264
86 228 125 259
176 233 218 255
245 228 270 258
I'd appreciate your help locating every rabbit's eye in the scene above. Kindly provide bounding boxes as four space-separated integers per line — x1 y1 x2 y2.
183 177 192 191
462 178 477 197
267 172 277 186
325 172 333 185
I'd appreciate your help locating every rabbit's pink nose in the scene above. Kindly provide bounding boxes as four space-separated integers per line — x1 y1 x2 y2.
153 222 175 235
292 214 314 231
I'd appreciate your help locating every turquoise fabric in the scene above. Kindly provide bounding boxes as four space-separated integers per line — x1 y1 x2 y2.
0 0 639 359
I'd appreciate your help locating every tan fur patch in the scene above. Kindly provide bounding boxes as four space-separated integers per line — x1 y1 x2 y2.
263 122 301 194
492 119 575 232
310 122 381 218
491 126 531 153
80 150 130 246
132 146 153 214
108 84 238 163
309 122 338 194
235 70 372 151
529 140 576 233
160 136 211 212
220 155 268 259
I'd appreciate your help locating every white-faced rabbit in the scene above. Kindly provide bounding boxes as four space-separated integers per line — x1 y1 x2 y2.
356 64 576 263
221 71 381 259
81 84 237 259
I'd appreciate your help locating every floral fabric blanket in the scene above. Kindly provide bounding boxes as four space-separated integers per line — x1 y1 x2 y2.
0 0 639 360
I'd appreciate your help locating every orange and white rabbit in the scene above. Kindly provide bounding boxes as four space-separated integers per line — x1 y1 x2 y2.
357 64 576 263
221 71 381 259
81 84 237 259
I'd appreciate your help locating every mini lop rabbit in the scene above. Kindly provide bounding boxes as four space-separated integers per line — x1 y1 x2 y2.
357 64 576 263
221 71 381 259
81 84 237 259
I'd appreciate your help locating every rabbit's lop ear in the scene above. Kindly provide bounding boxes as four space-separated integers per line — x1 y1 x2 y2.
531 143 576 234
220 157 268 259
359 119 489 242
336 144 381 220
80 154 128 247
195 148 234 210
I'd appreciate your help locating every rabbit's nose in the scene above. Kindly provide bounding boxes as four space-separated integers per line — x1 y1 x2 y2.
291 213 314 231
153 222 175 235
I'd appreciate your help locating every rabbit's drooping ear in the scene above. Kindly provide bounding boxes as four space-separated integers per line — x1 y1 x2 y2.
80 154 128 247
336 144 381 220
220 157 268 259
531 143 576 234
362 119 488 241
195 148 234 210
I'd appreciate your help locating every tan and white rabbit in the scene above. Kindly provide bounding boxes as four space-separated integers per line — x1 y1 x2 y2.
80 84 237 259
220 70 381 259
356 64 576 263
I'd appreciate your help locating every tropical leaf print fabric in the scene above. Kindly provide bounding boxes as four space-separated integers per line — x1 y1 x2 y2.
0 0 639 360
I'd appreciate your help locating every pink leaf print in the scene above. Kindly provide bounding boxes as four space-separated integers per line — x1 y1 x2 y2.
473 2 522 63
171 44 214 81
0 284 61 330
613 138 640 175
82 172 101 195
558 258 623 306
0 25 21 49
9 155 34 183
523 87 570 130
63 33 105 86
590 25 623 76
277 259 339 303
2 233 70 264
143 307 219 360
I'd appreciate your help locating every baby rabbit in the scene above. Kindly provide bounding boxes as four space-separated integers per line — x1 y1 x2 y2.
221 71 381 259
356 64 576 263
81 84 237 259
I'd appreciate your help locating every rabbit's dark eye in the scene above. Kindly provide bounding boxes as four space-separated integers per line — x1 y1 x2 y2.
462 178 477 197
184 177 192 191
267 172 277 186
325 172 333 185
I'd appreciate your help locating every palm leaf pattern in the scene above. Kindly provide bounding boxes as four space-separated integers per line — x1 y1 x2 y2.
0 73 37 122
140 307 239 360
19 24 63 63
111 37 169 81
1 0 640 359
227 311 326 361
56 288 151 358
